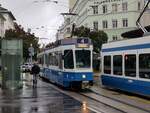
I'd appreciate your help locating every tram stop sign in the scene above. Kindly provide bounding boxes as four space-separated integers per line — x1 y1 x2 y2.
28 47 34 56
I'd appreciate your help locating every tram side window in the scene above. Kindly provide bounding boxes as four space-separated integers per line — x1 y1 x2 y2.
139 54 150 79
49 53 53 66
54 52 58 66
113 55 122 75
41 55 44 65
64 50 74 69
38 56 43 65
46 54 49 66
104 56 111 74
125 55 136 77
49 53 58 66
58 53 63 69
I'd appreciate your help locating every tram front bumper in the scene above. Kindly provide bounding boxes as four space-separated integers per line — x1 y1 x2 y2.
82 80 93 89
64 72 93 81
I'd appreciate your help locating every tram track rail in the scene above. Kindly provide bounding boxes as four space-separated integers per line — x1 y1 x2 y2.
39 76 150 113
78 92 126 113
41 77 150 113
88 89 150 113
40 77 124 113
79 89 150 113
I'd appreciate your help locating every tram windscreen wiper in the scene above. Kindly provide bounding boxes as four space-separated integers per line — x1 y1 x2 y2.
63 50 72 58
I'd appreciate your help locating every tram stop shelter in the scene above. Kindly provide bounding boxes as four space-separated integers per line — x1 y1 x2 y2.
1 39 23 89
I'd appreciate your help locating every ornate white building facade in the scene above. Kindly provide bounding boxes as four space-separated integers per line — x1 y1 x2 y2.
0 6 16 38
57 0 150 41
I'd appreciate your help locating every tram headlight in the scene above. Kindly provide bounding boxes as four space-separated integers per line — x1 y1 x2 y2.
82 74 86 78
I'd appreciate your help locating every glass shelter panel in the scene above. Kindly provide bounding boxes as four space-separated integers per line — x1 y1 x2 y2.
113 55 122 75
125 55 136 77
75 50 91 68
64 50 74 69
1 40 23 89
139 54 150 79
104 56 111 74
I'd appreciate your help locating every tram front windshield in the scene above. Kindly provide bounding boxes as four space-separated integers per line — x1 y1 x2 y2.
75 50 91 68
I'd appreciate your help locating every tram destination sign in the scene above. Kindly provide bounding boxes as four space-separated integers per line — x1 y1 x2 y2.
76 38 90 48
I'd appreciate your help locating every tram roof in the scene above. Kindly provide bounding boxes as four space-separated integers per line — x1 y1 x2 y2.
45 37 92 50
38 38 92 55
102 34 150 51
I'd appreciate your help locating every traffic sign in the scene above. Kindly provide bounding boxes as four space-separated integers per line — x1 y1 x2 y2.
28 47 34 53
28 47 34 56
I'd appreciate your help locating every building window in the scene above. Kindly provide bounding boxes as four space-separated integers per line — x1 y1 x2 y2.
122 2 128 12
102 20 108 29
104 56 111 74
93 21 98 31
112 36 118 40
103 5 107 14
93 6 98 14
112 20 118 28
122 18 128 27
113 55 122 75
138 2 141 10
139 54 150 79
112 3 118 13
125 55 136 77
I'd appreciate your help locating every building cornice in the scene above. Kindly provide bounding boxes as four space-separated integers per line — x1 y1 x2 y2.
88 10 141 17
0 6 16 20
0 11 16 20
0 14 6 20
102 27 137 31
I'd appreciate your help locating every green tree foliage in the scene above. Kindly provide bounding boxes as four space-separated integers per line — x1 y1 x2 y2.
73 26 108 53
4 23 40 60
73 26 90 37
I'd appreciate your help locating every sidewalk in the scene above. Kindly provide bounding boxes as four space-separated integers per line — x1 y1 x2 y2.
0 73 95 113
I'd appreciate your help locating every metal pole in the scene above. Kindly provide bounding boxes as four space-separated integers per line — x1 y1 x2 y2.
31 54 32 64
136 0 150 34
43 44 46 66
29 44 34 64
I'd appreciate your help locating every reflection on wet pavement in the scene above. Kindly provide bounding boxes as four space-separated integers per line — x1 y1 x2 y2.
0 74 95 113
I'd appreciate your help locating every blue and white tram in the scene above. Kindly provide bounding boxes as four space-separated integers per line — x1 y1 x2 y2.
101 36 150 96
38 38 93 89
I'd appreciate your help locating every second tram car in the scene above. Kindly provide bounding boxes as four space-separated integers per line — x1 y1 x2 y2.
101 36 150 97
38 38 93 89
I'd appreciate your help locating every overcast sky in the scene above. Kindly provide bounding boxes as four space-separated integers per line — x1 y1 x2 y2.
0 0 68 44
